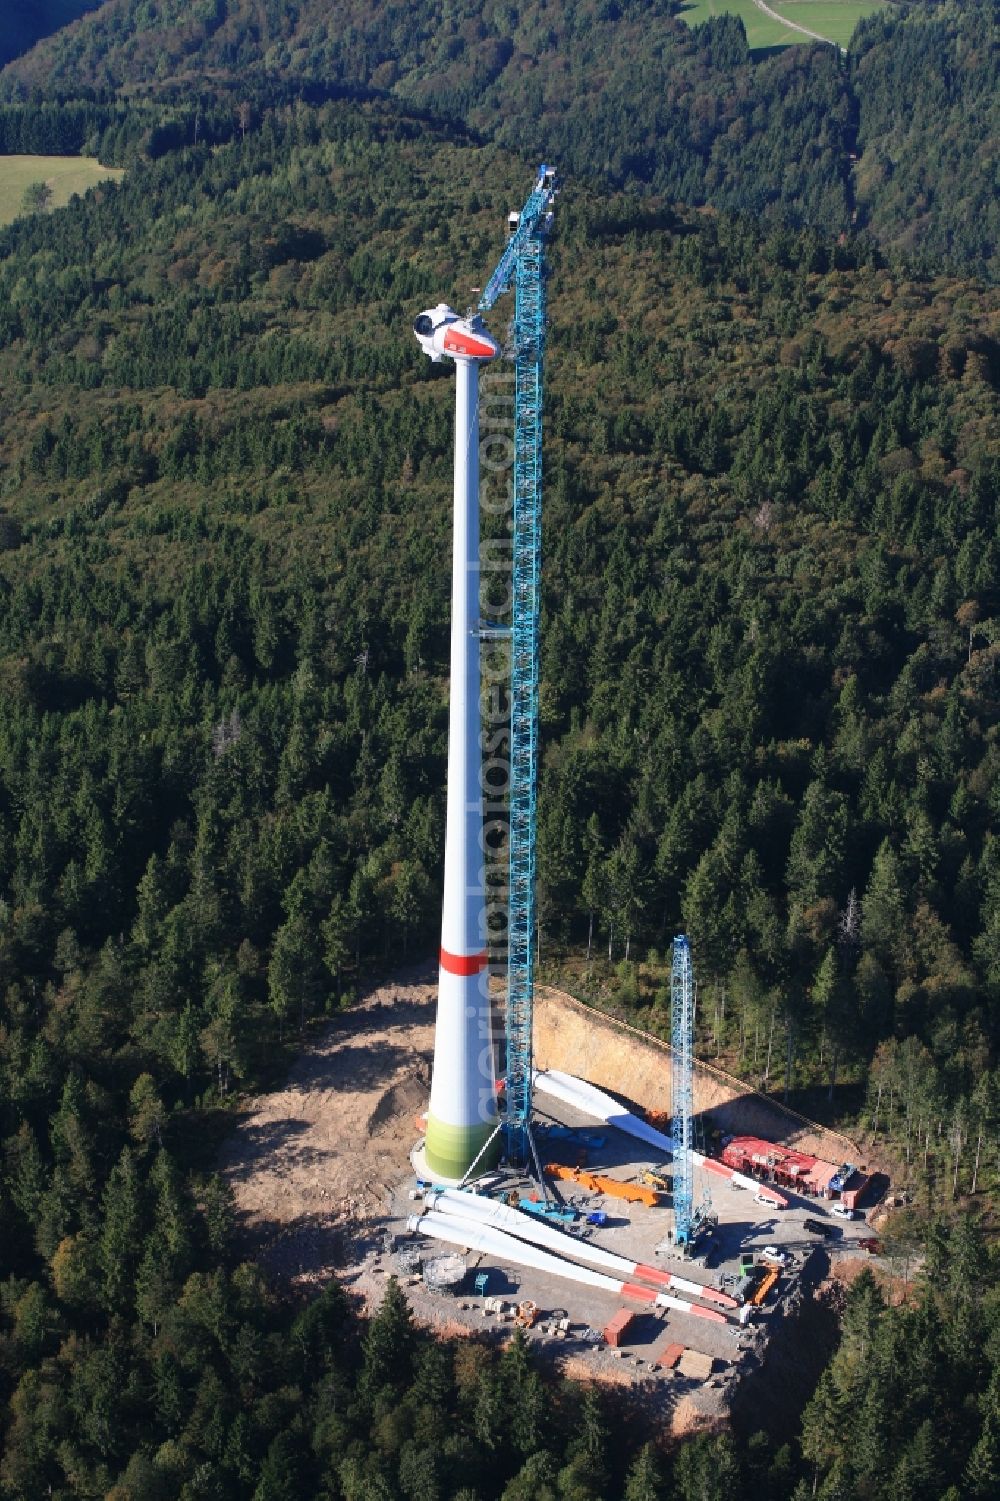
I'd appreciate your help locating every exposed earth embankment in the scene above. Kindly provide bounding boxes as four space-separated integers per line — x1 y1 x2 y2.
534 985 861 1163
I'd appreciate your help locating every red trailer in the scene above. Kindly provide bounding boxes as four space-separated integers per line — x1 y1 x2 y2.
720 1136 843 1197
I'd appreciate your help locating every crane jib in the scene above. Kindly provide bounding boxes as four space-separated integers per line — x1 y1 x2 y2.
478 168 557 313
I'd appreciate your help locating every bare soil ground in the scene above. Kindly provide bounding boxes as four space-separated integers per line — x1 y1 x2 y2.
218 965 863 1432
220 970 871 1290
219 964 437 1280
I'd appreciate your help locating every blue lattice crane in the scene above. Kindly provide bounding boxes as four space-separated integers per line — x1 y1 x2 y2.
478 165 558 1170
671 935 695 1247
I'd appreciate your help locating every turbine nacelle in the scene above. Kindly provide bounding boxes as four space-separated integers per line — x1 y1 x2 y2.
413 304 499 363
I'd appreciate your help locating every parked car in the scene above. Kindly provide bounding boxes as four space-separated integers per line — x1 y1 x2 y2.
803 1218 835 1239
859 1237 882 1255
831 1203 856 1220
760 1245 790 1266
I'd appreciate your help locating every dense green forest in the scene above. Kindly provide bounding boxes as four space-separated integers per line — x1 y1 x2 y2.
797 1241 1000 1501
0 93 997 1493
0 0 998 1490
1 0 998 277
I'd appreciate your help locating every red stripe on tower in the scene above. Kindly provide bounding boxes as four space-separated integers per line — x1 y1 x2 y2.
439 947 489 976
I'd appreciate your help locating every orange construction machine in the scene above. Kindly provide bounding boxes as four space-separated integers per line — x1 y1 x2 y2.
544 1163 661 1208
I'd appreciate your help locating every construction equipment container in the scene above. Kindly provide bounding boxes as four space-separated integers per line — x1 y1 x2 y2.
603 1308 636 1347
655 1341 685 1370
841 1175 870 1211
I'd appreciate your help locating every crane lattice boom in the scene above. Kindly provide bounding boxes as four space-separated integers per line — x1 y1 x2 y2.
671 936 695 1246
479 165 557 1165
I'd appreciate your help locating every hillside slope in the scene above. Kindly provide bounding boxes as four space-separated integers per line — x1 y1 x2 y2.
1 0 997 275
0 97 996 1045
0 0 856 234
0 87 998 1501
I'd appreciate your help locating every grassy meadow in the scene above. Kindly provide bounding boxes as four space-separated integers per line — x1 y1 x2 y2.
677 0 800 48
0 154 124 226
772 0 888 45
678 0 887 50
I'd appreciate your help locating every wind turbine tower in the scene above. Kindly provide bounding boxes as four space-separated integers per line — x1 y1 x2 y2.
412 304 502 1182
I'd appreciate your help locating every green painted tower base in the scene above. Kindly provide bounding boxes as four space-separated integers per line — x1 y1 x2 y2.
422 1115 499 1183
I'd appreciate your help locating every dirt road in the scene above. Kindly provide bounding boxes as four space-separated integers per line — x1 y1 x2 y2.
752 0 845 51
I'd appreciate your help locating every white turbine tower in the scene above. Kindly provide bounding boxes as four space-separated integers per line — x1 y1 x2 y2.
412 303 501 1182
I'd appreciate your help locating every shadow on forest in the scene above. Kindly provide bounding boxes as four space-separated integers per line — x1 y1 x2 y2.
242 1210 360 1278
751 43 795 60
335 995 437 1037
780 1077 867 1123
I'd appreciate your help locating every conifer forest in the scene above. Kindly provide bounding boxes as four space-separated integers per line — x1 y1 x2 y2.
0 2 998 1497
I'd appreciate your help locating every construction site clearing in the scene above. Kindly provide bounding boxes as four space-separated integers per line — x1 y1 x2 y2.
220 971 886 1432
356 1108 879 1432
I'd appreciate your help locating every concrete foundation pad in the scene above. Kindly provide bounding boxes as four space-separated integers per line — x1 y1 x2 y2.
411 1141 465 1186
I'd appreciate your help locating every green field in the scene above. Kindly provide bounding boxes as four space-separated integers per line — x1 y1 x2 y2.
678 0 886 51
678 0 801 49
0 154 124 226
770 0 887 48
